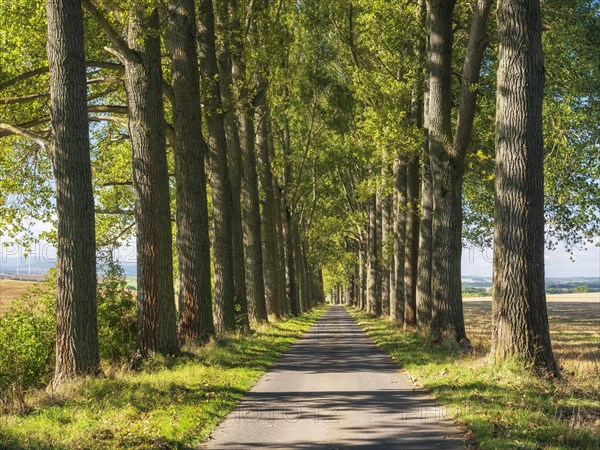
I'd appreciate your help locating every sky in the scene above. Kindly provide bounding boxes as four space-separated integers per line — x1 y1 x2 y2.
1 220 598 279
1 237 598 279
462 243 600 278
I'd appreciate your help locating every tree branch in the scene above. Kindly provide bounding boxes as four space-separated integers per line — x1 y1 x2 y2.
81 0 138 63
0 123 50 147
95 208 135 216
0 79 122 105
0 61 124 91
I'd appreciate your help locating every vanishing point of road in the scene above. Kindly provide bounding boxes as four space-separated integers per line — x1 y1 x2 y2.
203 305 465 449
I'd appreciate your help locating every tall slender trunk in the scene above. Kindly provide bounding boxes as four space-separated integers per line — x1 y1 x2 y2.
429 0 492 345
282 119 299 315
292 220 307 313
404 157 420 327
273 177 288 316
381 151 391 317
222 0 268 324
255 92 280 319
492 0 559 376
168 0 214 343
237 100 268 323
197 0 236 332
126 7 179 355
47 0 100 385
367 194 380 315
391 158 407 326
215 4 250 330
284 206 299 315
361 232 368 310
416 153 433 327
427 0 466 344
82 0 179 356
416 0 433 330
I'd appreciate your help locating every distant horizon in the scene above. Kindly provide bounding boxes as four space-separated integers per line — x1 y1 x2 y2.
1 232 598 279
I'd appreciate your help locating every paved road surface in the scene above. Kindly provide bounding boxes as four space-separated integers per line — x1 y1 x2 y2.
202 306 465 449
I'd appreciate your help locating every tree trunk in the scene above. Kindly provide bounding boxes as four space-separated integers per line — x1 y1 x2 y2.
47 0 100 385
255 92 280 319
197 0 236 332
284 206 299 315
221 0 269 324
361 234 368 310
427 0 468 344
492 0 559 375
416 153 433 328
273 177 288 316
292 220 307 313
168 0 214 344
125 7 179 355
281 118 299 316
391 158 407 326
416 0 433 330
214 4 250 331
380 151 391 317
367 194 380 315
404 157 420 327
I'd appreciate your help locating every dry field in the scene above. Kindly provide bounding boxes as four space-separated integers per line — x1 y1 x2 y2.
464 293 600 391
0 279 39 314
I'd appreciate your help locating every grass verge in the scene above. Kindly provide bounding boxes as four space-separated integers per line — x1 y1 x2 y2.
0 306 326 449
348 307 600 450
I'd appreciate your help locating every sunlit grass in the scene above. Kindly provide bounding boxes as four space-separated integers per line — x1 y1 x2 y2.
349 305 600 450
0 306 326 449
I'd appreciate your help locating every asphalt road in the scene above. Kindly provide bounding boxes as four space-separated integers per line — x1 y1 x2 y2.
202 305 465 449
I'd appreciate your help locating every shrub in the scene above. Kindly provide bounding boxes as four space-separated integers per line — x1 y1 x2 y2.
573 284 589 293
0 276 55 411
97 259 137 362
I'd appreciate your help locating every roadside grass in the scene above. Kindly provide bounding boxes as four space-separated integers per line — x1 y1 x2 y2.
0 306 326 449
348 306 600 450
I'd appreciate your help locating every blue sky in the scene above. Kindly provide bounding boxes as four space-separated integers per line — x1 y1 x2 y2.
462 244 600 278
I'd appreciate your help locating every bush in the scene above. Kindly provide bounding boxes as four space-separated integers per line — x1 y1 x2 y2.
97 259 137 362
573 284 589 293
0 277 55 411
0 262 137 411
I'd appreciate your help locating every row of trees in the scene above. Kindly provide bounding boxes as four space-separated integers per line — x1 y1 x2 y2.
326 0 598 376
1 0 597 383
1 0 330 385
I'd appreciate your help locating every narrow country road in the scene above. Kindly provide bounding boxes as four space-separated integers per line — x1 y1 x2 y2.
203 306 465 449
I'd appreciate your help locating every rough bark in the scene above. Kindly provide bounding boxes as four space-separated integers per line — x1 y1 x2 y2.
273 178 288 316
391 158 407 326
125 7 179 355
427 0 466 344
215 1 252 330
416 6 432 328
428 0 492 344
367 194 381 315
282 119 299 315
416 153 433 327
292 220 307 313
255 92 281 319
380 151 392 317
47 0 100 385
404 157 420 327
222 0 269 325
285 207 299 315
492 0 559 375
197 0 236 332
168 0 214 344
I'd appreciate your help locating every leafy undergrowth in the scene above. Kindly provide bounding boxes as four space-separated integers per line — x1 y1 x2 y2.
348 307 600 450
0 306 326 449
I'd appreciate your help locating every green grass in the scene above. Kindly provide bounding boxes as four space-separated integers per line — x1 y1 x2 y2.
0 306 326 449
348 307 600 450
